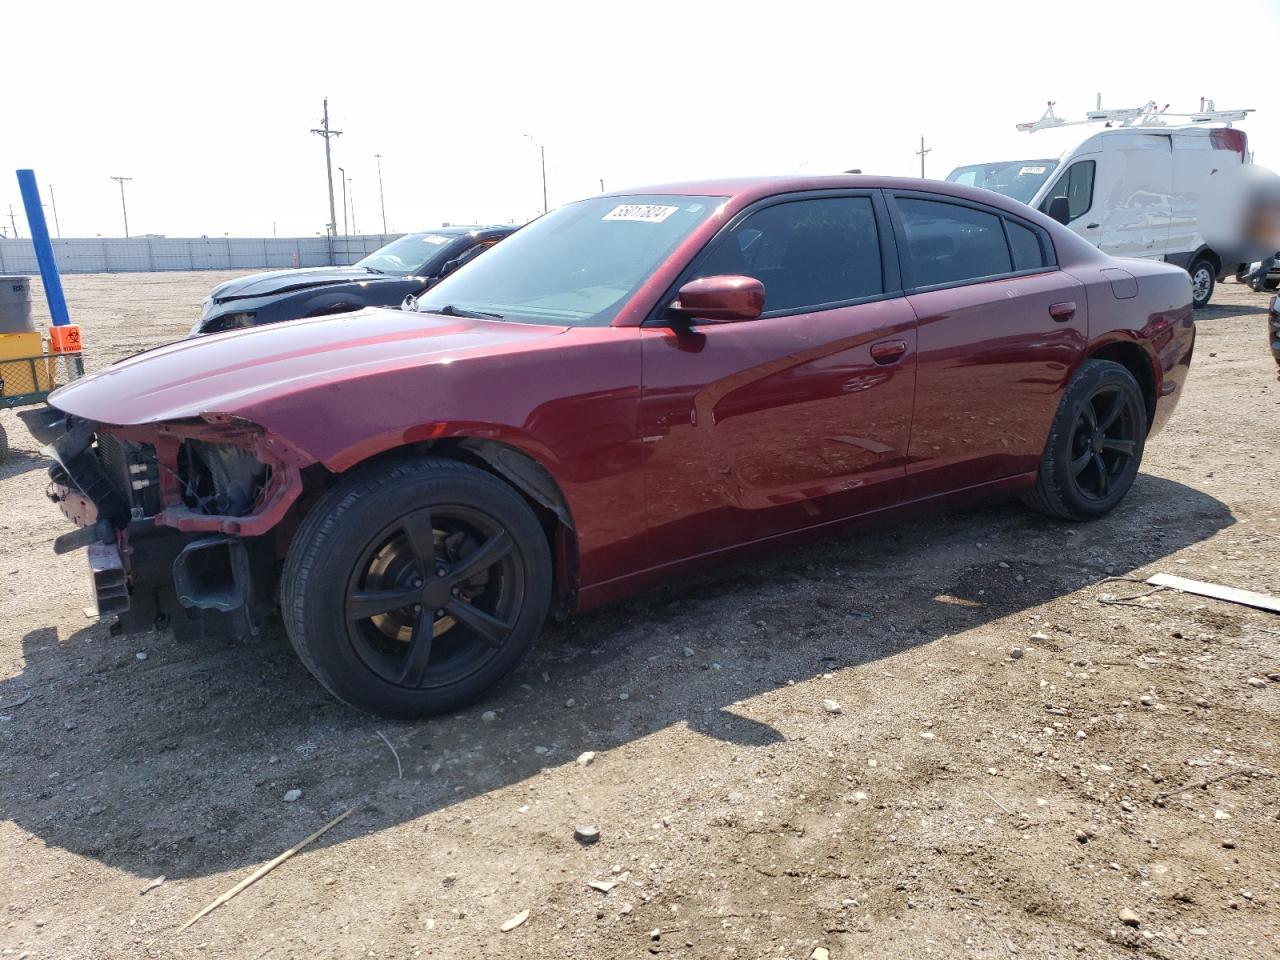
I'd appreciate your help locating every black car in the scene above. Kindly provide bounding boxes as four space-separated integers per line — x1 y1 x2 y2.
191 225 516 335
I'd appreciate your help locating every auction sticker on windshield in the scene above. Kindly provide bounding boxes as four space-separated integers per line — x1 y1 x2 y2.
603 204 679 223
1019 166 1047 175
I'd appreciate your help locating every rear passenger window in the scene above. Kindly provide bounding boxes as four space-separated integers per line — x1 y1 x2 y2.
1006 220 1047 271
897 198 1012 287
694 197 882 313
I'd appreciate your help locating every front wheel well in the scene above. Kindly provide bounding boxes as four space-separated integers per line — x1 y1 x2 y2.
1190 247 1221 275
1084 342 1156 431
305 439 579 615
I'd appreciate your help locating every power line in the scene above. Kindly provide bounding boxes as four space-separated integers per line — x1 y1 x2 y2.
109 176 132 237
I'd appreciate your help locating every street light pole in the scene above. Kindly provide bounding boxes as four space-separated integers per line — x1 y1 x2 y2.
338 166 348 237
375 153 388 234
109 176 132 238
524 134 548 215
48 184 62 238
349 178 357 235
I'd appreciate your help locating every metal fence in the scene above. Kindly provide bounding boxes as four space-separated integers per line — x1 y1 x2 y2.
0 234 403 274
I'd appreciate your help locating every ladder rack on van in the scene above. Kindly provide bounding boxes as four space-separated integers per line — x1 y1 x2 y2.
1016 100 1253 133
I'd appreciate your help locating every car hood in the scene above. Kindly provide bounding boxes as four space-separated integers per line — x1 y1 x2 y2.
209 267 413 301
50 307 569 427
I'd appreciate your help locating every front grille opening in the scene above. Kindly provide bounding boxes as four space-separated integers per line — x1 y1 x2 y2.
178 440 270 517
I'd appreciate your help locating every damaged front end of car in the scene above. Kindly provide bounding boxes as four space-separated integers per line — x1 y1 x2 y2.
32 410 310 642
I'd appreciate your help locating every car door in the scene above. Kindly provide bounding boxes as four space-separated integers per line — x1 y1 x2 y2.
638 191 918 565
886 192 1088 500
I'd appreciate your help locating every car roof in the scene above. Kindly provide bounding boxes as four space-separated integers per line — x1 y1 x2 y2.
405 225 517 238
605 174 1046 220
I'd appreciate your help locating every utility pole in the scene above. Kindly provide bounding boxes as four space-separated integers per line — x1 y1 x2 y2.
6 204 18 239
915 136 931 179
48 184 62 238
375 153 387 234
524 134 548 214
110 176 132 237
310 97 343 262
599 178 605 193
349 178 357 235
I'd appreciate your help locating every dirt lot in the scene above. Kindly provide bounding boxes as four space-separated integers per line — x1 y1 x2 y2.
1 272 1277 960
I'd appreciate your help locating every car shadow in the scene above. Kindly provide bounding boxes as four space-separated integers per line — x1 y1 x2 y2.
1195 302 1270 320
0 473 1233 881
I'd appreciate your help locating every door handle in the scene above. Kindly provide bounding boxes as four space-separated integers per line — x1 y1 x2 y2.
1049 301 1076 322
1085 223 1100 229
870 339 908 364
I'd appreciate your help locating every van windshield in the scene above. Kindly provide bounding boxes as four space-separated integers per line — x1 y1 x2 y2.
946 160 1059 204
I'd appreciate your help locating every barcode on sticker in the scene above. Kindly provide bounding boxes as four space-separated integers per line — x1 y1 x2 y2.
1019 166 1047 175
603 204 679 223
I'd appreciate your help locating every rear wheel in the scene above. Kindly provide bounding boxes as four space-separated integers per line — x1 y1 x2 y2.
1190 258 1216 308
281 456 552 718
1022 359 1147 521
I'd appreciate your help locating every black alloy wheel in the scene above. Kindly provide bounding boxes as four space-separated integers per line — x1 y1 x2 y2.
282 456 552 717
1066 384 1141 503
345 504 524 691
1022 358 1148 521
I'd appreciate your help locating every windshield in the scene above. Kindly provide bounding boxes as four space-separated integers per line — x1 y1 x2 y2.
414 194 724 327
356 233 461 276
945 159 1059 205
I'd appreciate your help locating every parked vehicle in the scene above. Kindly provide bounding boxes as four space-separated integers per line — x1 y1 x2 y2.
191 226 516 335
27 174 1195 717
1240 255 1280 292
1270 296 1280 365
946 101 1253 308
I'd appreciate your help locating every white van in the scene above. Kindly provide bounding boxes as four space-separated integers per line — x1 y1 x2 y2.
946 105 1251 307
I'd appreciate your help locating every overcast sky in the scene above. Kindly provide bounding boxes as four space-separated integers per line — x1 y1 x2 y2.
5 0 1278 239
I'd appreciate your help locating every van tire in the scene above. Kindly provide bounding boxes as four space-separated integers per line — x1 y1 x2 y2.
1189 259 1215 308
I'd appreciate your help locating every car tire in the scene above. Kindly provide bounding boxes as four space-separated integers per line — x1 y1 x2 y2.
1021 359 1148 522
1190 259 1216 307
281 455 552 718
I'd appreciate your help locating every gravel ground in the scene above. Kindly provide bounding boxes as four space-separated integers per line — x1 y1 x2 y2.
1 272 1277 960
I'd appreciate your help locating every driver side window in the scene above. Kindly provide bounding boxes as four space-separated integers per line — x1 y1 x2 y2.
1042 160 1095 221
692 197 884 314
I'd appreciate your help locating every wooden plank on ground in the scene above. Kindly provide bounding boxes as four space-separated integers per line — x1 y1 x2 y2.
1147 574 1280 614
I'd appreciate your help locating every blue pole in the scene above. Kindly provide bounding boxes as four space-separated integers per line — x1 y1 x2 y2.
16 169 71 327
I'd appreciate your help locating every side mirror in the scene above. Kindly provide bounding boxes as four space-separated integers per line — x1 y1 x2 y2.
670 275 765 323
1046 196 1071 225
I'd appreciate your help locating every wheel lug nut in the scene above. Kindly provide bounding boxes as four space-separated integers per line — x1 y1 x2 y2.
451 586 460 596
413 604 422 612
412 577 423 588
435 609 445 618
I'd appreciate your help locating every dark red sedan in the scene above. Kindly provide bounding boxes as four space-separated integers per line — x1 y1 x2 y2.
34 175 1194 717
